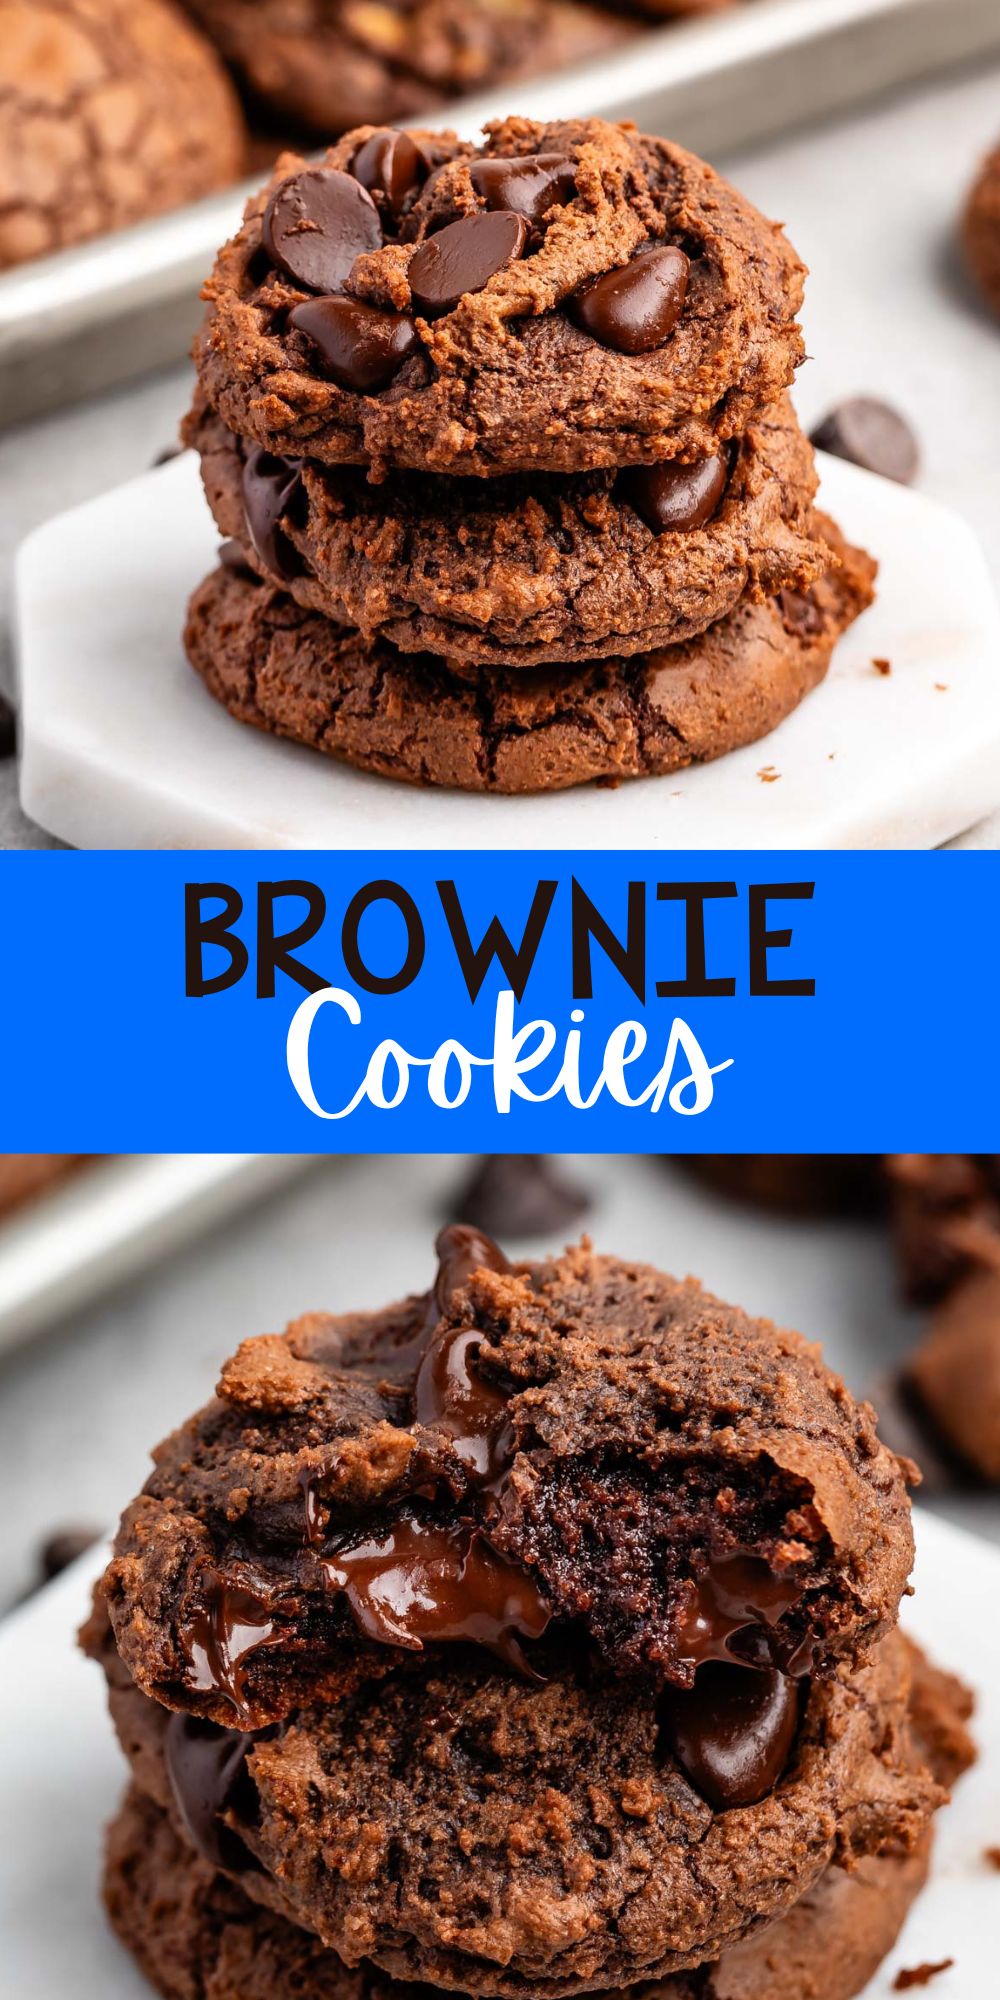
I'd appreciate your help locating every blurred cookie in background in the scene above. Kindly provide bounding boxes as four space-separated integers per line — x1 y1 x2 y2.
0 0 247 271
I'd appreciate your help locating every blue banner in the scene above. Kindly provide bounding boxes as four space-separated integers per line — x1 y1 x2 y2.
0 852 994 1150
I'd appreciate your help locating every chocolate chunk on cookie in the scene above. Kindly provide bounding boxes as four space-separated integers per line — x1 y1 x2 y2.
182 513 873 794
92 1591 939 1997
0 0 246 270
180 0 634 139
103 1228 909 1734
187 394 824 667
194 117 806 478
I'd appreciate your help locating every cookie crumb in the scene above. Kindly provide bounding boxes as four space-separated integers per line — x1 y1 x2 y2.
872 657 892 675
985 1846 1000 1869
934 683 949 692
893 1960 954 1990
757 765 780 783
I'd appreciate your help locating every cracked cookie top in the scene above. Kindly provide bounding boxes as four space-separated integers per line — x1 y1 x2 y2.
103 1231 912 1730
194 116 807 478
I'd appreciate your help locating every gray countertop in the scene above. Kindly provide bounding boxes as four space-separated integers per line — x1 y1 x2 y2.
2 55 1000 847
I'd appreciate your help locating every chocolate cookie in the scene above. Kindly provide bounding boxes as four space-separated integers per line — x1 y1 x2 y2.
101 1782 936 2000
91 1597 938 1997
679 1156 884 1219
885 1155 1000 1304
963 139 1000 318
181 0 634 138
187 394 823 666
906 1264 1000 1483
103 1228 911 1735
194 117 806 478
184 516 874 793
0 0 247 270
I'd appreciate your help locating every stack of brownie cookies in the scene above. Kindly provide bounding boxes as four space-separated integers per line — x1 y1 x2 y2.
183 115 876 794
85 1229 974 2000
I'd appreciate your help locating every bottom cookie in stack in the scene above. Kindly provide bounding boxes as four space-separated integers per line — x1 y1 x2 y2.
102 1635 974 2000
184 516 875 794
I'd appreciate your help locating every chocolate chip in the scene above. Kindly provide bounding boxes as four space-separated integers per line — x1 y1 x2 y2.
218 539 258 580
469 153 576 226
408 210 528 316
39 1525 100 1581
569 244 689 355
452 1156 589 1239
352 128 426 221
241 447 303 581
623 452 729 534
290 295 418 392
262 168 382 294
661 1664 801 1810
0 692 16 760
809 397 919 486
323 1515 550 1673
164 1713 259 1873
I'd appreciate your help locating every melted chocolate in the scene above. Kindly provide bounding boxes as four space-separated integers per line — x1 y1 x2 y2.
661 1663 802 1810
323 1514 550 1671
164 1711 259 1872
432 1223 510 1316
180 1575 275 1712
414 1324 513 1486
676 1552 807 1674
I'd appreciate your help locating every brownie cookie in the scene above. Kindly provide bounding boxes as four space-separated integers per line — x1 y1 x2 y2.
885 1154 1000 1303
0 0 247 270
181 1 634 138
103 1228 911 1734
906 1264 1000 1483
194 117 806 478
187 394 824 667
184 517 874 794
963 139 1000 319
102 1784 936 2000
91 1596 938 1996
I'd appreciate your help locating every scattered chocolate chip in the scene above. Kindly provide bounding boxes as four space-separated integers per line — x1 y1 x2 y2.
352 127 425 221
40 1525 101 1581
469 153 576 226
290 295 418 392
660 1664 801 1811
622 452 729 534
152 441 183 468
408 210 528 315
0 692 17 759
262 168 382 295
873 657 892 675
985 1847 1000 1870
451 1155 590 1239
893 1962 955 1991
810 397 919 486
241 447 303 581
569 244 689 355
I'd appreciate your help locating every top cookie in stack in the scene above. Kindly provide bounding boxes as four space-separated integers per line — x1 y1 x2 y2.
184 118 876 793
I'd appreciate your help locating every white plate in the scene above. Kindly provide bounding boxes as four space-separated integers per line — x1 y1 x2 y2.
0 1155 311 1358
0 1509 996 1997
3 0 998 428
14 449 1000 849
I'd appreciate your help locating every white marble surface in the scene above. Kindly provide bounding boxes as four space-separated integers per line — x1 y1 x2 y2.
3 56 1000 844
1 1153 998 1621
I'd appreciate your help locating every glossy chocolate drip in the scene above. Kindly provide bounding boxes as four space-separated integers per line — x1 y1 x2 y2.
661 1663 802 1810
164 1711 258 1872
414 1324 512 1488
323 1514 550 1672
676 1552 807 1673
180 1575 274 1712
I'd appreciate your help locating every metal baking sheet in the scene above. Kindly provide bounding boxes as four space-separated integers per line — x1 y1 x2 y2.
2 0 999 428
0 1153 312 1357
